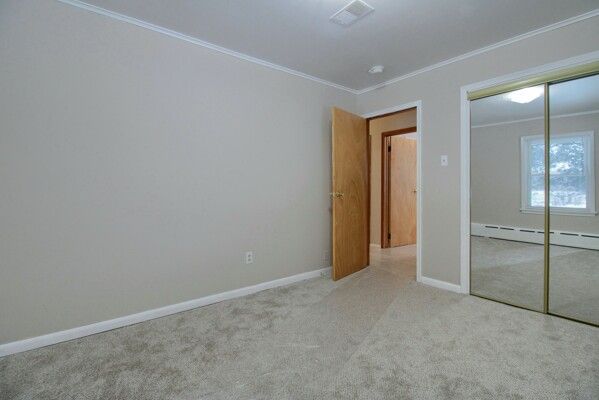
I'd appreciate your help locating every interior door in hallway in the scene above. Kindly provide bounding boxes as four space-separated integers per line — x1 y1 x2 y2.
331 107 369 281
389 136 417 247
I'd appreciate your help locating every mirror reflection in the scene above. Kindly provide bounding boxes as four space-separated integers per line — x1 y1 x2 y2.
470 74 599 325
470 85 545 311
549 74 599 325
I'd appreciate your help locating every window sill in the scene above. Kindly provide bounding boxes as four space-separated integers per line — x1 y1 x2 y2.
520 208 598 217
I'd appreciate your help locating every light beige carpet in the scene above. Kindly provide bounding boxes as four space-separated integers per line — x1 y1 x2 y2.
1 246 597 399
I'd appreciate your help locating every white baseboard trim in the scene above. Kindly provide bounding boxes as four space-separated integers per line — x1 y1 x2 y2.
0 266 331 358
419 276 463 293
369 243 381 248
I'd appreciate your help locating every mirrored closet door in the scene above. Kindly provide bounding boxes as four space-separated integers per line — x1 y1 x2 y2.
548 74 599 325
470 85 546 312
469 63 598 326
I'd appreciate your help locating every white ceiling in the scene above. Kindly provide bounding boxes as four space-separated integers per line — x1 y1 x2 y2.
69 0 598 91
471 74 599 126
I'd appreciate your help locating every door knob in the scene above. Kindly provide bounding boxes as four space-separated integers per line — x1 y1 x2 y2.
329 192 344 198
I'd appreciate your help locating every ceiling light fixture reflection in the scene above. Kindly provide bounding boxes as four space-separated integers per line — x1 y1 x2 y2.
506 86 543 103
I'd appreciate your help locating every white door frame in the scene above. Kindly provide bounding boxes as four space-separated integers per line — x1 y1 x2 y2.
362 100 423 283
460 50 599 295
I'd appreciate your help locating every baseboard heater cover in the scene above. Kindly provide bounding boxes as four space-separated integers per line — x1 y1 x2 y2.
471 222 599 250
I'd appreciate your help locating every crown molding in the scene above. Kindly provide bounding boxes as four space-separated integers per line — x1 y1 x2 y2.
355 9 599 94
57 1 597 96
56 0 359 94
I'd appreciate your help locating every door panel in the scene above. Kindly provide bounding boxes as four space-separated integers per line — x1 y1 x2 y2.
469 85 546 312
331 107 369 281
548 74 599 325
389 136 417 247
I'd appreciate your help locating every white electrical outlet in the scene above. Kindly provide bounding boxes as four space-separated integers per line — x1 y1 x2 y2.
245 251 254 264
441 155 448 166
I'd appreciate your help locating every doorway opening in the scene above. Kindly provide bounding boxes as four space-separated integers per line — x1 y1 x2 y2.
330 102 421 282
368 108 418 279
381 127 418 249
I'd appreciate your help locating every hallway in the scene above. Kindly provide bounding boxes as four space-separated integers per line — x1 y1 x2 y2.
369 244 417 279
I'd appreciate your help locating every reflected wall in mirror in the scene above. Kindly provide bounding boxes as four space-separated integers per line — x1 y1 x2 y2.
548 74 599 325
470 85 545 311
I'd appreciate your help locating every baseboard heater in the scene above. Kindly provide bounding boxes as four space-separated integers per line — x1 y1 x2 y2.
471 222 599 251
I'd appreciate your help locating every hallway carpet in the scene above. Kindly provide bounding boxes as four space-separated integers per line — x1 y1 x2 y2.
1 246 597 399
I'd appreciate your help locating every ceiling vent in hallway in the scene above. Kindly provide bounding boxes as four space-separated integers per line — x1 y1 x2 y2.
330 0 374 27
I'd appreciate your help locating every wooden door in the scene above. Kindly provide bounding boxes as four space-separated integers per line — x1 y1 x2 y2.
331 107 369 281
389 136 417 247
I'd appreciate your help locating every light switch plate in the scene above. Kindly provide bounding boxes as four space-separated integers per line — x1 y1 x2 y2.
441 155 448 166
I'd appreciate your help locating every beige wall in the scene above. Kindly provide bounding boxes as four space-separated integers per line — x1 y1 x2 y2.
471 113 599 233
0 0 355 345
2 0 599 346
356 16 599 285
368 109 417 245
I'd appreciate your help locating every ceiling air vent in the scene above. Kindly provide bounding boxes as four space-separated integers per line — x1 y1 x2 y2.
330 0 374 27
